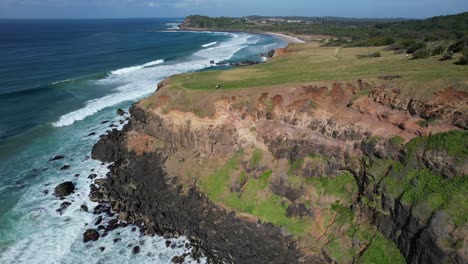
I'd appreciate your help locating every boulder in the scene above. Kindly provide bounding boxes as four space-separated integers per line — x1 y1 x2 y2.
49 155 65 162
117 108 125 116
59 165 70 170
56 201 72 215
171 255 185 263
83 229 99 242
132 246 140 254
54 181 75 197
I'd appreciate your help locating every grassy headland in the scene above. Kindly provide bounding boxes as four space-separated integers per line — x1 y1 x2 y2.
135 12 468 263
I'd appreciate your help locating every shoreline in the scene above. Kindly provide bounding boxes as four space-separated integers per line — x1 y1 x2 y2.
177 25 305 44
263 32 305 44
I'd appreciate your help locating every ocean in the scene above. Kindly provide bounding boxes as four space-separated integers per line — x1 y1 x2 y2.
0 18 286 263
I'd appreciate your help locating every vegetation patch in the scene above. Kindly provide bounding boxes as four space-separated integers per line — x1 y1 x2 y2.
358 232 406 264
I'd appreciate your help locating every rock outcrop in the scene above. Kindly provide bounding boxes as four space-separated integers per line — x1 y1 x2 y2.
91 79 466 263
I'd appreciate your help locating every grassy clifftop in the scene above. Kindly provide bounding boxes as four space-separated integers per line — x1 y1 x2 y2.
169 43 467 94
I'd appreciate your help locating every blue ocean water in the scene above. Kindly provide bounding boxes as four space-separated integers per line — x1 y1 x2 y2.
0 18 285 263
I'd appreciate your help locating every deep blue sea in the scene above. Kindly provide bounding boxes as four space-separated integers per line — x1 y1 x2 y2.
0 18 285 263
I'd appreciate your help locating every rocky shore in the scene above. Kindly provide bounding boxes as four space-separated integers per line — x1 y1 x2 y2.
89 109 324 263
86 72 466 263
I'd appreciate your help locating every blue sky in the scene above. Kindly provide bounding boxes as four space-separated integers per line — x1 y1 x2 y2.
0 0 466 19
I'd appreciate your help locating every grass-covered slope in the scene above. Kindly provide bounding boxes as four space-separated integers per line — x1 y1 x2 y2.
168 43 467 97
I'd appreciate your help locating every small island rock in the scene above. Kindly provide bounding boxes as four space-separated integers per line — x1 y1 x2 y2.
54 181 75 197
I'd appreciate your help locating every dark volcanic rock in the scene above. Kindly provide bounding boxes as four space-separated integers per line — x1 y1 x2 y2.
83 229 99 242
171 255 185 263
54 181 75 197
56 201 72 215
49 155 65 162
81 205 88 212
59 165 71 170
90 125 320 263
132 246 140 254
117 108 126 116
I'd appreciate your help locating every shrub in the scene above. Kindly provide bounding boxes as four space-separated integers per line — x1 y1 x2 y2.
357 51 381 59
407 42 426 54
448 37 468 53
412 48 431 59
399 39 417 49
350 37 395 47
457 52 468 65
431 45 445 55
440 51 454 61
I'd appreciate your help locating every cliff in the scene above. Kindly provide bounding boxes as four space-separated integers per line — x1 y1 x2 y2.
91 76 467 263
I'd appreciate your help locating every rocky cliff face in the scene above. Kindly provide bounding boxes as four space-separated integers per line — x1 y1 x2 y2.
91 79 467 263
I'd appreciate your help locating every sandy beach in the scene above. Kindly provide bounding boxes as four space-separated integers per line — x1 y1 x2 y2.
265 32 305 43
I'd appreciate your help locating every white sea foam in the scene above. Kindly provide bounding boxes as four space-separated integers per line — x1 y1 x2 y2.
201 41 217 48
165 23 180 30
110 59 164 75
52 78 74 85
0 114 205 263
264 42 278 48
53 33 251 127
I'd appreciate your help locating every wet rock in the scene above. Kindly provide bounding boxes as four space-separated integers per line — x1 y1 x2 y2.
88 132 96 137
117 108 126 116
114 238 122 243
54 181 75 197
83 229 99 242
49 155 65 162
74 174 80 177
95 216 103 226
171 255 185 263
100 120 109 124
56 201 72 215
81 205 88 212
100 246 105 252
132 246 140 254
88 174 97 180
59 165 70 170
43 190 49 195
165 240 171 247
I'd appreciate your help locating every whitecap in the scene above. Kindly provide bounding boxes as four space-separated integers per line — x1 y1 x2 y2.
52 33 251 128
201 42 217 48
110 59 164 75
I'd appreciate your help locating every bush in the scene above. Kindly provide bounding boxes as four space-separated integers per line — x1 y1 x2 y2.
457 52 468 65
440 51 454 61
350 37 395 47
431 45 445 55
357 51 381 59
412 48 431 59
407 42 426 54
448 37 468 53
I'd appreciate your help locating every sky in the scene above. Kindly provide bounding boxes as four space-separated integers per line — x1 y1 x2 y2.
0 0 467 19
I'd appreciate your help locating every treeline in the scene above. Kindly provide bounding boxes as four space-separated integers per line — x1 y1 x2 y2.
184 12 468 44
183 13 468 64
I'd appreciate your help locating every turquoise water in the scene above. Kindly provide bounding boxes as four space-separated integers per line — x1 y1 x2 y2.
0 18 285 263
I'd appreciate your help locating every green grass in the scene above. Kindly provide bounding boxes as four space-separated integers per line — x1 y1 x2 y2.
376 131 468 225
251 148 263 166
199 156 240 202
404 130 468 164
389 135 405 146
168 44 467 93
358 233 406 264
199 159 310 235
308 171 358 200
